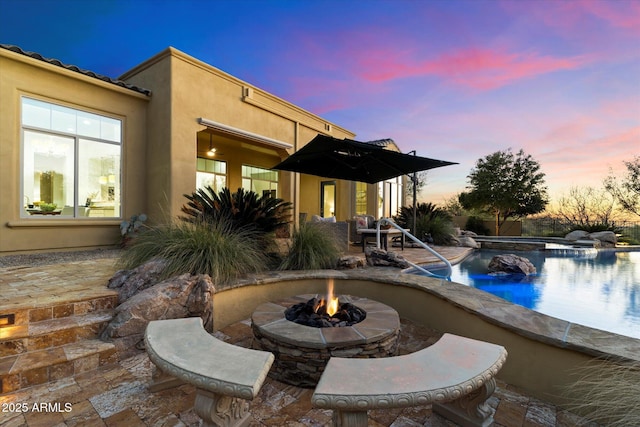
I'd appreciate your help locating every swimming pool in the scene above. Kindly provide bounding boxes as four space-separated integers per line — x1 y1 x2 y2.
427 248 640 339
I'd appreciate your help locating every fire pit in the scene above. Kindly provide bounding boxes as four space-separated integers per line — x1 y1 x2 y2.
284 295 366 328
251 283 400 387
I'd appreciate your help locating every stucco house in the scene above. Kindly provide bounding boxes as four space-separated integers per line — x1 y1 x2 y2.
0 45 406 254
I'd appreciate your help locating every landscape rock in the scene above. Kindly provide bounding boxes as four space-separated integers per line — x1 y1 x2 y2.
107 259 167 303
101 273 215 356
458 236 480 249
565 230 590 241
461 230 478 238
338 255 365 269
488 254 537 275
365 248 410 269
588 231 617 248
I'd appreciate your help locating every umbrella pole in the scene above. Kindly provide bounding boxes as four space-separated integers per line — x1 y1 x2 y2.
412 173 417 236
410 150 417 237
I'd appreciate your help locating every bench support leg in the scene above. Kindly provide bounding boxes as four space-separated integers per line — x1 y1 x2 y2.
433 377 496 427
332 409 368 427
149 367 185 392
194 388 251 427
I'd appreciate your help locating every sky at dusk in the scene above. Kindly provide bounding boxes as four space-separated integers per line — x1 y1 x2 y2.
1 0 638 206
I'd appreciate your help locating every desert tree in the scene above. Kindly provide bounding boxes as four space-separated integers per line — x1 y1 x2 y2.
405 170 428 198
442 194 465 217
550 185 618 229
604 156 640 218
459 148 548 236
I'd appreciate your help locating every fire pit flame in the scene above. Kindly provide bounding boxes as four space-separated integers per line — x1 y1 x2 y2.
285 281 366 328
315 279 339 317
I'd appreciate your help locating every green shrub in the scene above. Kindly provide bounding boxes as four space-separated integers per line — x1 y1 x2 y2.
118 218 268 286
279 223 341 270
415 215 455 245
618 235 640 245
569 223 619 233
393 202 455 244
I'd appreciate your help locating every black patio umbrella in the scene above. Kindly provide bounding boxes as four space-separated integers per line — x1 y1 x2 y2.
271 134 457 184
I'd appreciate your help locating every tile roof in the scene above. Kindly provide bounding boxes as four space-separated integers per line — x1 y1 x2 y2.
364 138 401 152
0 44 152 96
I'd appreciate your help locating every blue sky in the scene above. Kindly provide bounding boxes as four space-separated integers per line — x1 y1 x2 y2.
1 0 638 205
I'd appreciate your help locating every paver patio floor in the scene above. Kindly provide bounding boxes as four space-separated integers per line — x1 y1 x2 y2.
0 247 598 426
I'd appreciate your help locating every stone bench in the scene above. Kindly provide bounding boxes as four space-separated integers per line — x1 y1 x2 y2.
144 317 274 427
311 333 507 427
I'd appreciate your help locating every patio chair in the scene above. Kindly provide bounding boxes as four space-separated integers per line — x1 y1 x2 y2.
349 215 375 245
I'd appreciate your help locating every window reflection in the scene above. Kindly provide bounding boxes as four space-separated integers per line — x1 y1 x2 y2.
242 165 278 197
21 97 122 218
196 158 227 193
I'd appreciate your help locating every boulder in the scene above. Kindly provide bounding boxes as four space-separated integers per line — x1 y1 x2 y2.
101 273 215 357
588 231 617 248
107 259 167 303
488 254 536 275
458 236 480 249
365 248 410 269
338 255 365 269
565 230 589 241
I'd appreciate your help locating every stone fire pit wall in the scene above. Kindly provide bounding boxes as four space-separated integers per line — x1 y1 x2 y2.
251 294 400 388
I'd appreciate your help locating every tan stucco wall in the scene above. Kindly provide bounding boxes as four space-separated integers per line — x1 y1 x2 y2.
0 49 149 254
212 274 627 409
1 45 375 253
120 47 355 222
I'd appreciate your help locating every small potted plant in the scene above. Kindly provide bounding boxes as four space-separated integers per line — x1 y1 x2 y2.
39 203 58 213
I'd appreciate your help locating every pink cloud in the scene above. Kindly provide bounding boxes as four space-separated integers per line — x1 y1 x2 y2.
533 125 639 196
355 48 587 91
584 0 640 34
503 0 640 40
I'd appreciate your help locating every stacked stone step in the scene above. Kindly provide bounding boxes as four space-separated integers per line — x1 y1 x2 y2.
0 295 118 394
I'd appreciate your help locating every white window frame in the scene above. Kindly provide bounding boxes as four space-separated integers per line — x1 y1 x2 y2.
20 97 123 219
196 157 227 193
241 164 279 197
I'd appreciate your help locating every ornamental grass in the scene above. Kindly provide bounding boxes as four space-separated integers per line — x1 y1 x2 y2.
278 222 341 270
118 217 268 285
565 358 640 426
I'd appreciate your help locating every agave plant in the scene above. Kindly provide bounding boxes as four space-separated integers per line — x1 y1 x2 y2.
394 202 451 225
181 187 292 234
393 202 454 245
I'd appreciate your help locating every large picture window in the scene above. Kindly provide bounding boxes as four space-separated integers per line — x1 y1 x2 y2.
196 158 226 193
21 97 122 218
242 165 278 198
378 177 403 218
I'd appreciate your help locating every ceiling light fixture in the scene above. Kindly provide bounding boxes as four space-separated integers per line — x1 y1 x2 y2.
206 133 216 157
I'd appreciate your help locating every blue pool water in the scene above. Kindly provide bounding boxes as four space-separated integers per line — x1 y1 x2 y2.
428 249 640 339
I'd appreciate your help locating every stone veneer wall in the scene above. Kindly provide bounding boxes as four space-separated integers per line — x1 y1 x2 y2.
252 325 399 388
250 295 401 388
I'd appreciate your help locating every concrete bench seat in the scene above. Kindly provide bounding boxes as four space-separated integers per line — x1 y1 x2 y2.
145 317 274 427
311 333 507 427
